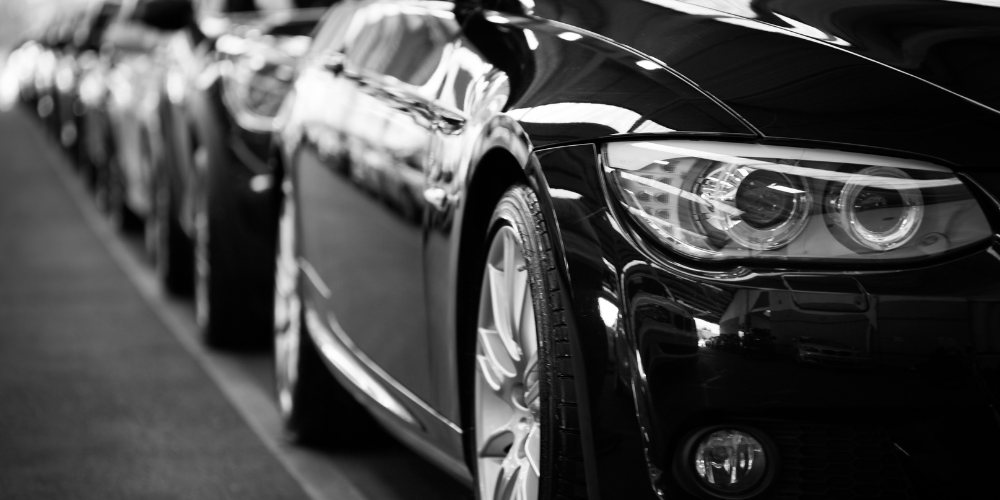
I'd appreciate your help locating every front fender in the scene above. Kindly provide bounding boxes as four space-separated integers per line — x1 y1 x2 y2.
535 143 662 500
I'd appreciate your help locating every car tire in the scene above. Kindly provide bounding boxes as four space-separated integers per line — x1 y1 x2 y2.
147 162 193 295
90 116 114 209
473 185 588 500
192 133 275 350
107 155 143 233
273 182 373 446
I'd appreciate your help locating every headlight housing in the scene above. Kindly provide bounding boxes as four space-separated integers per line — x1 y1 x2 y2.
604 140 991 262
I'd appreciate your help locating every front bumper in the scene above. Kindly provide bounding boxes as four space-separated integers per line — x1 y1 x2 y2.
536 142 1000 500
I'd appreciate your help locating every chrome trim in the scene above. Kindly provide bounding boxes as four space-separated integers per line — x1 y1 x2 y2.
304 308 419 427
298 258 331 299
313 306 464 435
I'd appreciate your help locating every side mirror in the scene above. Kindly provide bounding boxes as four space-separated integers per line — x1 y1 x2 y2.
134 0 194 31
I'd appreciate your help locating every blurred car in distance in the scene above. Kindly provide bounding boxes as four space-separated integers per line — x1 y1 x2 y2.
127 0 336 348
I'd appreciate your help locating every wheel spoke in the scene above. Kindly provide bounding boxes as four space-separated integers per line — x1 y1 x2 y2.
504 232 527 348
493 464 520 500
520 457 540 500
479 327 517 379
480 426 514 459
524 424 541 477
489 264 522 364
477 353 505 393
522 351 540 409
478 221 545 500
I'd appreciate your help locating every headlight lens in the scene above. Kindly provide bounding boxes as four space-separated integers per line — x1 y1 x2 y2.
825 166 924 251
605 140 991 262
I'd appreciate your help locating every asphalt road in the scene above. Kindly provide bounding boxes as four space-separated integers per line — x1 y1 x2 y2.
0 106 472 500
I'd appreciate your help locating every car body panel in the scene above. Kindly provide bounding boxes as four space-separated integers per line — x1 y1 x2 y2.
278 1 1000 499
157 6 326 240
525 0 1000 168
534 139 1000 499
670 0 1000 113
282 0 758 422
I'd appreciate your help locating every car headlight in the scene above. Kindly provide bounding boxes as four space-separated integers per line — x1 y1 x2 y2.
604 140 991 262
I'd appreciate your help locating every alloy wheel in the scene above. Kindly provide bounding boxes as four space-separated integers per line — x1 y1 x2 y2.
274 184 301 418
475 225 541 500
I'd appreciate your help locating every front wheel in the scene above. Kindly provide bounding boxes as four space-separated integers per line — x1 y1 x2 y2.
473 186 588 500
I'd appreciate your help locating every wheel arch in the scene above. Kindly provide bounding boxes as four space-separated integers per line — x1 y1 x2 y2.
452 139 592 494
454 147 530 464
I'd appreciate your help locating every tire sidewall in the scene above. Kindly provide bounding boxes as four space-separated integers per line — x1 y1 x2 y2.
474 185 558 500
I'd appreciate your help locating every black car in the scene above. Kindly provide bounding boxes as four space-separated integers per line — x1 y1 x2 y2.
271 1 1000 500
67 1 122 185
130 0 334 348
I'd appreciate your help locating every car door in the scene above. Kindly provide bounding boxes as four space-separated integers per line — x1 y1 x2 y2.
296 1 457 407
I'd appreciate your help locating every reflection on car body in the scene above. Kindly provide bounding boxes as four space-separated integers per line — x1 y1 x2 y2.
270 1 1000 500
9 1 1000 500
795 336 870 367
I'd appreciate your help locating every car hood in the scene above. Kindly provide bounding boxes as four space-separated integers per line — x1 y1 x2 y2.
531 0 1000 168
669 0 1000 112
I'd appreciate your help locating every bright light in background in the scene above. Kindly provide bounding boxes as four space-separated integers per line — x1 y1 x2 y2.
0 0 92 49
695 318 720 336
0 67 20 111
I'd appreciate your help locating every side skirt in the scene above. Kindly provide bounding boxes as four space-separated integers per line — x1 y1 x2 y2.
303 306 473 486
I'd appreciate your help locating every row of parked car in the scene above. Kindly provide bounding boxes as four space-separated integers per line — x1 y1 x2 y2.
7 1 1000 500
7 0 323 350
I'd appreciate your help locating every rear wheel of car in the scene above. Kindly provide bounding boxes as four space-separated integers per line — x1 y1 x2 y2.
192 135 275 350
474 186 588 500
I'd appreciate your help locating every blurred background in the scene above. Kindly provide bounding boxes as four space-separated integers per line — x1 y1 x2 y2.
0 1 473 498
0 0 88 48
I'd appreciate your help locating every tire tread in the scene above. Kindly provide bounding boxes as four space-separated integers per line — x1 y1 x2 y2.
494 186 588 500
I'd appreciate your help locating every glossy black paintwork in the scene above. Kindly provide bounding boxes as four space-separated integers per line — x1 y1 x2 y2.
278 1 1000 499
149 5 326 253
536 141 1000 499
517 0 1000 168
700 0 1000 112
458 11 755 146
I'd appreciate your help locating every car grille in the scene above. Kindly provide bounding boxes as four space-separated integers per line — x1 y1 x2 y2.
760 423 914 500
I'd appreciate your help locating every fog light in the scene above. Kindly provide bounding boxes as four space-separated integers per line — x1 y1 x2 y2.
686 428 772 498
